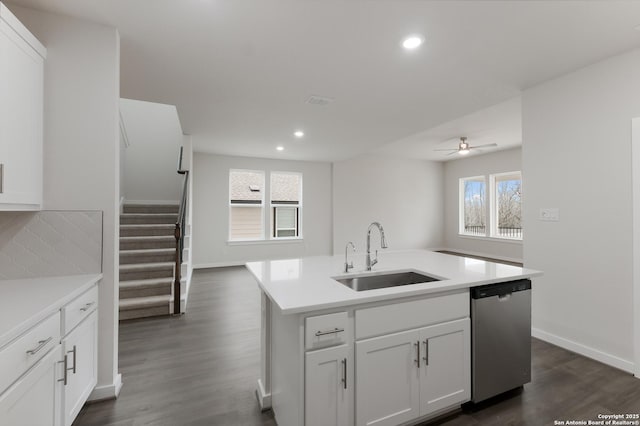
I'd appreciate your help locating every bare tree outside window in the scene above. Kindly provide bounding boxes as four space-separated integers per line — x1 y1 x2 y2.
462 178 486 235
495 174 522 239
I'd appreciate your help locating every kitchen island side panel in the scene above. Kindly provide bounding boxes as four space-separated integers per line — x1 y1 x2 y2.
271 304 305 426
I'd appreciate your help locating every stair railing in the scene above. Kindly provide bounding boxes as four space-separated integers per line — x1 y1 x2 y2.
174 146 189 315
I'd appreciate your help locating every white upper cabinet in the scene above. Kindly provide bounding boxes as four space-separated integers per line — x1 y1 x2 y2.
0 2 46 210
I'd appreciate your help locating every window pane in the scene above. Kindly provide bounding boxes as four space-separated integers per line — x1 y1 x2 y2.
271 172 302 239
271 173 300 202
462 178 486 235
496 176 522 239
230 206 263 240
230 170 263 203
276 206 296 229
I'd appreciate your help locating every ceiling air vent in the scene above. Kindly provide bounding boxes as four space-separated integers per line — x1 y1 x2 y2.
305 95 335 106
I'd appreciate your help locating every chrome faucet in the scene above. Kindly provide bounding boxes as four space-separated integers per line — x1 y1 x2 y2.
344 241 356 273
366 222 388 271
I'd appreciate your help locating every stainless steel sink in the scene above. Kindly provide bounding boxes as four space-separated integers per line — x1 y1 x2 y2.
334 270 440 291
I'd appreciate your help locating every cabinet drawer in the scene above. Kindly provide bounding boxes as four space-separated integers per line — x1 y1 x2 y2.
63 285 98 336
305 312 348 350
355 291 469 340
0 311 60 394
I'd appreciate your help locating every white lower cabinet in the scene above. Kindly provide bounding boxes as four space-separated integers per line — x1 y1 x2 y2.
0 281 99 426
0 345 63 426
355 318 470 426
355 329 420 426
62 310 98 426
305 344 350 426
419 319 470 415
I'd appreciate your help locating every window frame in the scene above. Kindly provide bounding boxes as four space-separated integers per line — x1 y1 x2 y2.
270 171 303 240
490 171 523 240
228 168 265 242
459 171 523 242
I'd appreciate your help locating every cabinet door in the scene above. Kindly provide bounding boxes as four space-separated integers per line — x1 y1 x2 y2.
0 345 63 426
305 344 350 426
355 329 420 426
0 18 44 208
62 310 98 426
419 318 470 416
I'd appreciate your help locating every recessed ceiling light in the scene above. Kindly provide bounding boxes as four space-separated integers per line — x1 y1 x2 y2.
402 35 424 50
276 146 284 151
294 130 304 138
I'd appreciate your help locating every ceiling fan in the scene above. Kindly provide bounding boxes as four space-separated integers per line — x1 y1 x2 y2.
434 137 498 156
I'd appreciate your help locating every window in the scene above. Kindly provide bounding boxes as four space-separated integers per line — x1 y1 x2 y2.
460 176 486 236
228 169 302 241
492 172 522 239
271 172 302 238
229 170 264 240
459 172 523 240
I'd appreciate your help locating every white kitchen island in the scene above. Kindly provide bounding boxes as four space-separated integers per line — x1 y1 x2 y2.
247 249 542 426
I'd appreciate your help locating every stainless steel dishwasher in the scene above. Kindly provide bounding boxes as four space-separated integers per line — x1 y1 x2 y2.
471 279 532 403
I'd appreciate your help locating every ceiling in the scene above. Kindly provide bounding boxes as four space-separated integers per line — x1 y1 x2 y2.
375 96 522 161
8 0 640 162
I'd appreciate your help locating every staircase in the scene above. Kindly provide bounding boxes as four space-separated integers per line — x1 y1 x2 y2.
119 203 178 320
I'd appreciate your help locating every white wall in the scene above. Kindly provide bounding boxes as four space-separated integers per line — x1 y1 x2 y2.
10 5 122 398
523 48 640 372
192 153 333 267
332 155 443 256
443 147 523 262
120 98 182 203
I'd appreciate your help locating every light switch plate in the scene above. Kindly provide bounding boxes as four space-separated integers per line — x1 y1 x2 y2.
539 208 559 221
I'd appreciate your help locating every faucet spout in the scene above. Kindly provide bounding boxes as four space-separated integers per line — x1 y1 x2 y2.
366 222 388 271
344 241 356 273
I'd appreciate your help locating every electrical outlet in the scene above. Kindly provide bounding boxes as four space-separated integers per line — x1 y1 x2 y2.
539 208 559 222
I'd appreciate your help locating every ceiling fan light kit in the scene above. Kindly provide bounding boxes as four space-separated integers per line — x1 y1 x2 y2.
433 136 498 156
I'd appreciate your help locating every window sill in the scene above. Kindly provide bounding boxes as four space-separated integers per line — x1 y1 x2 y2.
457 234 523 245
227 238 304 246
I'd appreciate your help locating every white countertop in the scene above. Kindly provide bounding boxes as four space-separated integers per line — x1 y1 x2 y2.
246 250 542 314
0 274 102 348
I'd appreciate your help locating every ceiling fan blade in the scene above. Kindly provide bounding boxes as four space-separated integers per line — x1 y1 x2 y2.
434 148 457 152
446 151 459 156
469 143 498 150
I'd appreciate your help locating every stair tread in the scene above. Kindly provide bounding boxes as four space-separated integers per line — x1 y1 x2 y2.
120 213 177 217
119 295 171 310
120 236 175 241
120 278 173 288
120 248 175 255
123 203 179 207
120 262 174 271
120 224 174 228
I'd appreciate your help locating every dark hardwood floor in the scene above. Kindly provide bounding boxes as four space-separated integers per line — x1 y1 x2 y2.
75 266 639 426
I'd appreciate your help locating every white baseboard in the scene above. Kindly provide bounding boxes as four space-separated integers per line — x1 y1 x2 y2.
435 247 523 265
88 373 122 402
532 328 635 374
193 261 247 269
256 379 272 411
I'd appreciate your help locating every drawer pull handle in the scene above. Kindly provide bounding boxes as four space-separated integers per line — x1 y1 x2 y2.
26 337 52 355
80 301 95 312
315 327 345 337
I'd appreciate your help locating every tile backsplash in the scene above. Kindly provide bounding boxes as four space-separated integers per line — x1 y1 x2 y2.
0 210 102 279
